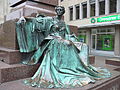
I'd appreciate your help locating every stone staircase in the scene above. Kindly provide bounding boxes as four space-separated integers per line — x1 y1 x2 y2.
0 61 39 83
0 47 40 84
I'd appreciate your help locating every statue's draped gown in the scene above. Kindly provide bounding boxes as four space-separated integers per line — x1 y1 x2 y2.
16 16 111 88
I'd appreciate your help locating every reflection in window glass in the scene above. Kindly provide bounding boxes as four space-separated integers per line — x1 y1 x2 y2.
98 29 106 33
76 5 80 19
78 30 86 43
109 0 117 13
92 35 96 49
96 34 114 51
97 34 104 50
90 3 95 17
82 3 87 18
99 0 105 15
69 7 73 21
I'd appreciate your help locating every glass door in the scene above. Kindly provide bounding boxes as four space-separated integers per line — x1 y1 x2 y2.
91 34 97 50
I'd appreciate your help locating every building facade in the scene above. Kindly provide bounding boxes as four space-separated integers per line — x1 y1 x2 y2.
59 0 120 57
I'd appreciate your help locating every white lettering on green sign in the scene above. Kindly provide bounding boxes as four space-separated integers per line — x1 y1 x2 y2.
91 15 120 23
97 15 120 22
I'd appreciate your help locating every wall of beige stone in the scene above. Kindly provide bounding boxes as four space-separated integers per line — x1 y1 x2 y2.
0 0 11 24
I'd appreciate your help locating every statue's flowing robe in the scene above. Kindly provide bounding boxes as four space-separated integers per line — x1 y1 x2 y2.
16 16 54 52
16 16 111 88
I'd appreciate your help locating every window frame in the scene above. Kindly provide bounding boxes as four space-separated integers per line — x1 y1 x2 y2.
75 4 80 20
82 2 87 19
99 0 105 15
91 27 115 51
109 0 117 14
69 6 73 21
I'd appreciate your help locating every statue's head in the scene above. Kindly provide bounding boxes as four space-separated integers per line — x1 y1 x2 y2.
55 6 65 16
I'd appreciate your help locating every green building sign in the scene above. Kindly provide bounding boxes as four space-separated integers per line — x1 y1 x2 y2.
91 15 120 23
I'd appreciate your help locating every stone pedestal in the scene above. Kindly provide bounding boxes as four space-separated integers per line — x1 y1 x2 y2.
0 20 18 50
9 0 58 7
6 1 56 21
9 0 26 7
0 61 39 83
0 48 21 64
0 0 96 85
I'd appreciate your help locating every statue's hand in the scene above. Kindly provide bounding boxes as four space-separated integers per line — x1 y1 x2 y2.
18 16 26 23
54 24 59 29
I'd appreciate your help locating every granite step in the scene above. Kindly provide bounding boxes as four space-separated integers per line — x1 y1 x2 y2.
0 70 120 90
0 52 6 61
114 68 120 72
0 47 21 64
105 58 120 66
0 61 39 84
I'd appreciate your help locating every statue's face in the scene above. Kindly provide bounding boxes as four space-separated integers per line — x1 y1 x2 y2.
56 6 65 16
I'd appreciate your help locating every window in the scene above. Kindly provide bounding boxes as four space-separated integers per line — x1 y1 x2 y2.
90 3 95 17
99 0 105 15
82 2 87 18
69 7 73 21
78 30 86 43
90 0 95 17
109 0 117 13
75 5 80 19
91 27 115 51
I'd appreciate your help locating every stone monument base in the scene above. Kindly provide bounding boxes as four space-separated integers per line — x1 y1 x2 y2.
0 70 120 90
0 55 95 84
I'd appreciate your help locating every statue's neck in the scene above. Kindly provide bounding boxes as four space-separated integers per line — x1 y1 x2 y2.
56 15 62 20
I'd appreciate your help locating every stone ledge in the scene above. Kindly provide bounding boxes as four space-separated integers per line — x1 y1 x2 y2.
0 61 39 84
114 68 120 72
105 58 120 66
0 48 21 64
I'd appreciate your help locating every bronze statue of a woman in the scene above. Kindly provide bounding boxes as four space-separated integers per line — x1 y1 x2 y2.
16 6 111 88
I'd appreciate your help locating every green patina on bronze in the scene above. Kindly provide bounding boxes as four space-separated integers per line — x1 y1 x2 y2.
16 6 111 88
